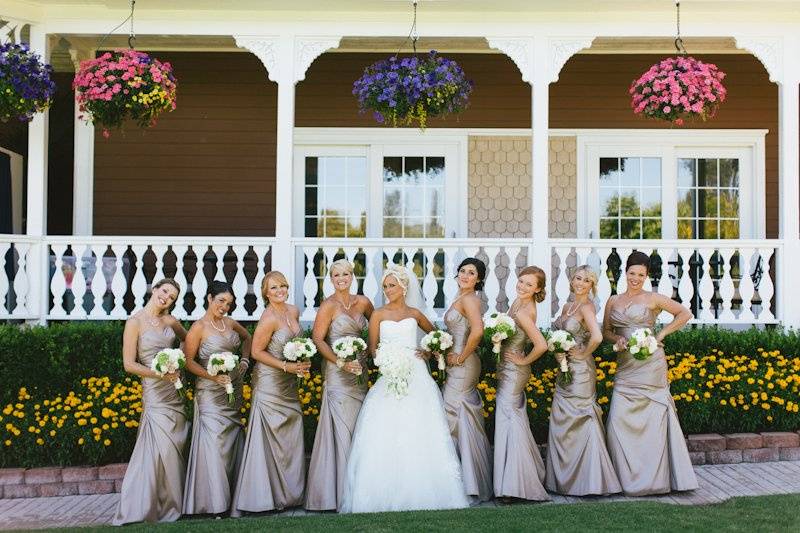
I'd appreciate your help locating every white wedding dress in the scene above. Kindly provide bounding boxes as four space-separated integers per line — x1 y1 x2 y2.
339 317 470 513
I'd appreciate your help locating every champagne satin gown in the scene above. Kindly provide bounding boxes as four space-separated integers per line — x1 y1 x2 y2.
442 307 493 503
306 314 369 511
231 326 306 515
545 313 621 496
605 302 699 496
183 329 245 515
113 324 190 525
493 310 549 501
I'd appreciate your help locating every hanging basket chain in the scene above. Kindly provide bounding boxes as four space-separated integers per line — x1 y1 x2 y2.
674 0 688 56
128 0 136 49
96 0 136 50
395 0 419 58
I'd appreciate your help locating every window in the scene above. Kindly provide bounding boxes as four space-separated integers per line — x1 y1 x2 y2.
303 155 367 238
580 131 765 240
382 156 445 238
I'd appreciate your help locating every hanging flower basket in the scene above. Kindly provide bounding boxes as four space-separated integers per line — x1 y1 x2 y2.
353 50 472 129
73 49 177 137
630 56 726 126
0 42 56 123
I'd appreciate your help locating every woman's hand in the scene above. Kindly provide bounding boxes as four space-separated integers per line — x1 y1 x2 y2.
613 336 628 353
288 361 312 376
237 360 249 375
213 374 231 386
554 352 567 366
344 361 363 376
446 353 463 366
161 371 180 384
504 351 527 366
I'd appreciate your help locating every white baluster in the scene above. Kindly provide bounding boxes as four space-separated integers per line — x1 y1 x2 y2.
49 244 68 319
574 246 592 271
362 246 382 307
322 246 339 300
301 247 319 321
170 245 189 319
481 246 501 316
252 244 268 318
11 242 31 317
89 244 107 318
151 244 168 287
737 247 756 322
615 247 633 295
697 249 716 323
422 246 439 319
718 248 736 322
189 246 208 319
596 247 613 316
231 245 249 320
757 247 775 322
70 245 89 318
214 245 226 284
503 246 522 313
130 244 149 313
0 241 10 317
554 247 571 318
656 248 676 323
676 248 695 321
441 248 458 311
110 244 129 319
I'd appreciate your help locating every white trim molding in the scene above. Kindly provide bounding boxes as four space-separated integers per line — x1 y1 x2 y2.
294 36 342 83
234 35 280 81
486 37 533 84
548 36 595 83
734 36 783 84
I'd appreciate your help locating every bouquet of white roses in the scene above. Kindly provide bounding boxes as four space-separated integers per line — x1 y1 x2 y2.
332 335 367 385
484 311 516 362
420 329 454 385
151 348 187 398
207 351 239 405
374 341 414 399
626 328 659 361
283 337 317 385
547 330 576 385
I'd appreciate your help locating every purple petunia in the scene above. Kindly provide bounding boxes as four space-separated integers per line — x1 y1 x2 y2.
0 42 56 122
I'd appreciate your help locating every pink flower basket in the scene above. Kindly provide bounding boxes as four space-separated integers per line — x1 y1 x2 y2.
72 49 177 137
629 56 726 126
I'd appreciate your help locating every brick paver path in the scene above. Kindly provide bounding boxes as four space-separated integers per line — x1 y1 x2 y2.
2 461 800 530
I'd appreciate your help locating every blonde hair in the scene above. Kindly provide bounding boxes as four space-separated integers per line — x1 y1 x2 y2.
570 265 598 298
329 259 354 278
261 271 289 304
518 265 547 303
381 264 409 295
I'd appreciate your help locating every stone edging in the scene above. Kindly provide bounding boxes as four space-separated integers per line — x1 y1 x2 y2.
1 431 798 500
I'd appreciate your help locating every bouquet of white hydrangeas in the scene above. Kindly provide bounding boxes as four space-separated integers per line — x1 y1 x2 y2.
484 312 516 362
374 341 414 399
626 328 660 361
283 337 317 384
547 330 576 385
150 348 187 398
332 335 367 385
207 351 239 405
420 329 454 385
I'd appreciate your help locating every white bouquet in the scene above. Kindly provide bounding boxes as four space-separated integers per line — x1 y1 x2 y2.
283 337 317 384
374 341 414 400
484 311 516 362
207 351 239 405
332 335 367 385
420 329 453 385
151 348 187 398
547 330 576 385
627 328 660 361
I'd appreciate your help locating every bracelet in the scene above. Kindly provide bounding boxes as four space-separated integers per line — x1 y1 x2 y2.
282 361 287 372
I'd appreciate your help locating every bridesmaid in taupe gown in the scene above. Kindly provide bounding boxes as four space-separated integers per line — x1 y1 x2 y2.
306 259 374 511
603 251 698 496
183 281 252 515
113 279 189 525
442 258 492 503
231 271 310 515
494 266 550 501
545 266 621 496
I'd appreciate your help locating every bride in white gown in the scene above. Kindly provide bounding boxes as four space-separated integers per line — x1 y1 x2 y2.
339 265 469 513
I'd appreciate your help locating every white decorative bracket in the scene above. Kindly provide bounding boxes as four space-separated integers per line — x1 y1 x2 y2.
234 35 281 82
548 37 595 83
68 46 96 72
0 17 29 45
486 37 533 84
734 36 783 84
294 36 342 83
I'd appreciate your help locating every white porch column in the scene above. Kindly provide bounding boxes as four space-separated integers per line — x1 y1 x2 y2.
25 25 50 324
70 47 96 235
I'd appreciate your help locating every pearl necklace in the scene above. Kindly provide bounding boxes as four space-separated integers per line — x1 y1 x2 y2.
144 308 161 328
337 294 354 311
210 316 226 332
566 300 582 317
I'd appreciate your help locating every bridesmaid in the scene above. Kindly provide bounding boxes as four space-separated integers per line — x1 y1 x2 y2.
494 266 550 501
231 271 310 515
545 265 621 496
603 251 698 496
183 281 252 515
113 279 189 525
442 258 492 503
306 259 374 511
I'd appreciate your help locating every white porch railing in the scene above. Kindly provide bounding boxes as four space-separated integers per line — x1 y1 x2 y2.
0 234 784 327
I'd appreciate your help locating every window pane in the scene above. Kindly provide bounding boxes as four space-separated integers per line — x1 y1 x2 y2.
698 159 718 187
426 218 445 238
619 188 640 217
383 157 403 181
642 218 662 239
600 189 620 217
405 157 424 179
599 158 619 186
347 213 366 237
642 157 662 187
678 188 695 218
304 217 318 238
641 188 661 217
676 157 741 240
698 189 719 217
324 215 346 236
720 219 739 239
719 158 739 188
384 217 403 237
600 218 619 239
620 219 641 239
426 157 445 185
678 219 695 239
383 155 446 239
320 157 347 186
424 188 444 218
677 158 695 187
305 155 368 237
719 190 739 218
349 157 367 186
404 217 425 238
383 187 402 217
305 157 318 185
305 186 318 216
620 157 641 187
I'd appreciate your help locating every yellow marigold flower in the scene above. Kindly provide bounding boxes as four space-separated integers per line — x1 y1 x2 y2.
4 440 10 446
762 403 770 410
36 438 44 445
104 439 111 446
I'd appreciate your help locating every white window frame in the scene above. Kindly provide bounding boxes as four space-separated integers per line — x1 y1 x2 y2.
576 129 767 239
293 129 468 238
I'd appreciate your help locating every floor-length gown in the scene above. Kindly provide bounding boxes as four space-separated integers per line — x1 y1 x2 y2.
306 314 368 511
442 307 493 503
339 317 469 513
231 326 305 515
183 330 245 514
605 302 698 496
493 310 549 501
113 324 190 525
545 314 621 496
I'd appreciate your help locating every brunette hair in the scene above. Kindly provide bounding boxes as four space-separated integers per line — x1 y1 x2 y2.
626 251 651 274
207 280 233 300
151 278 181 313
456 257 486 291
519 265 547 303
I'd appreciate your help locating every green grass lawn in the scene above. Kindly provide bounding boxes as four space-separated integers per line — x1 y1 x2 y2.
70 494 800 533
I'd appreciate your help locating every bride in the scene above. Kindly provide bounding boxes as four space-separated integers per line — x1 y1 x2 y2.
339 265 470 513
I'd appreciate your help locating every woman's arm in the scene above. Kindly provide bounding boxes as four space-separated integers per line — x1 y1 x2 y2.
361 296 375 320
602 295 626 350
367 310 383 357
184 322 228 385
311 300 338 364
505 308 547 366
229 318 253 374
413 308 435 334
122 318 165 380
576 303 603 358
448 295 484 366
251 312 311 375
165 315 188 343
652 293 692 343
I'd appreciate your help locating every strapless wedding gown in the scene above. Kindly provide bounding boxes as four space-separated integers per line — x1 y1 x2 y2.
339 317 469 513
